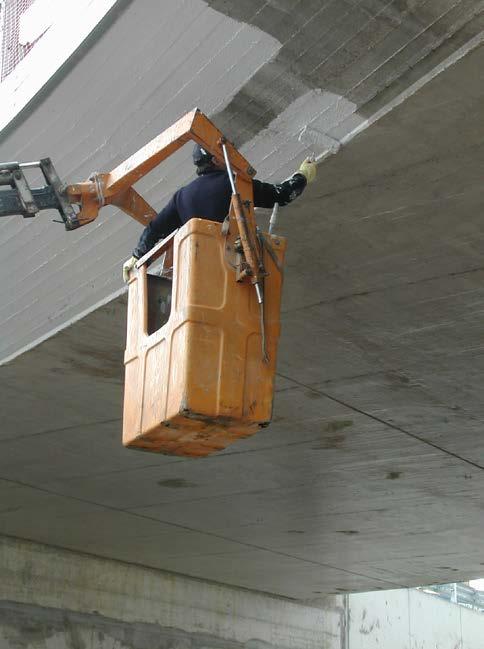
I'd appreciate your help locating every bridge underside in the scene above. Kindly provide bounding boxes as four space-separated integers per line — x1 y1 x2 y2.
1 0 484 602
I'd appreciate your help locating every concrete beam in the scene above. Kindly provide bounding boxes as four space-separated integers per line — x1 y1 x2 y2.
0 535 343 649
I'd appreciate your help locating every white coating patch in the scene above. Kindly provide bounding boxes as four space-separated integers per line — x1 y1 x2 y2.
196 3 281 116
242 89 363 180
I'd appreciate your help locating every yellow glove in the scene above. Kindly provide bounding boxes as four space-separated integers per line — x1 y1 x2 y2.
123 256 137 283
298 158 317 184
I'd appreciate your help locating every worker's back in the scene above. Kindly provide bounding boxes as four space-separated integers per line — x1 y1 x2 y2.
174 169 232 225
130 151 312 262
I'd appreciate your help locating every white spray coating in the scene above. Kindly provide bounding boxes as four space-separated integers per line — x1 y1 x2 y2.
298 126 341 160
199 25 281 116
242 89 363 180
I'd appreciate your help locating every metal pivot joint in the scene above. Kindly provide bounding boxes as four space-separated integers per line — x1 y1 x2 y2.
0 158 79 229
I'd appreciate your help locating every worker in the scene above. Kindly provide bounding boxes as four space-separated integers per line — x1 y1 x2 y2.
122 145 317 281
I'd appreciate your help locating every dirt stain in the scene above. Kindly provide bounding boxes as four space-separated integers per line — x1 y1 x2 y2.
314 433 346 450
65 343 123 380
324 419 353 433
305 390 322 399
336 530 359 535
312 419 353 450
157 478 198 489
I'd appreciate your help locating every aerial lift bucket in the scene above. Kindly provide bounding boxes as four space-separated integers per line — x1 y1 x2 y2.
123 218 286 457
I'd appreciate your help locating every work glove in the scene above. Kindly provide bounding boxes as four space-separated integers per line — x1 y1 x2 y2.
123 256 137 283
298 157 317 184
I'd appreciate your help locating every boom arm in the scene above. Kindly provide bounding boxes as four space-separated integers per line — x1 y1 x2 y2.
0 108 264 285
66 108 255 227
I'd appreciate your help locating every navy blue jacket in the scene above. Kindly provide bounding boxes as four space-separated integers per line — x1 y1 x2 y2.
133 168 307 259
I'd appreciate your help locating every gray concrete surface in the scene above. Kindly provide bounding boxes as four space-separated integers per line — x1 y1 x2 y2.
0 535 343 649
2 536 484 649
1 0 484 600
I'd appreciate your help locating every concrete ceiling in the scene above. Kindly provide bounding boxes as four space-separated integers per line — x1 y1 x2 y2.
1 0 484 602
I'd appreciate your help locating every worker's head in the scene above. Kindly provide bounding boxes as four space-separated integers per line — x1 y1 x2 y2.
192 144 224 175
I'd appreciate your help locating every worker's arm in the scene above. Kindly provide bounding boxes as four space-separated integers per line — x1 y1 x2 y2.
252 159 316 209
123 195 181 282
133 195 181 259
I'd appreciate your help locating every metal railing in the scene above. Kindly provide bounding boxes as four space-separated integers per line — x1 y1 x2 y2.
419 583 484 612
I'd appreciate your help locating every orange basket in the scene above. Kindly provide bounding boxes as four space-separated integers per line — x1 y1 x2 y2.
123 218 286 457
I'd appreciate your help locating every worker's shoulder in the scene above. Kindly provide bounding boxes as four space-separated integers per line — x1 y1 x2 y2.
188 170 228 188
